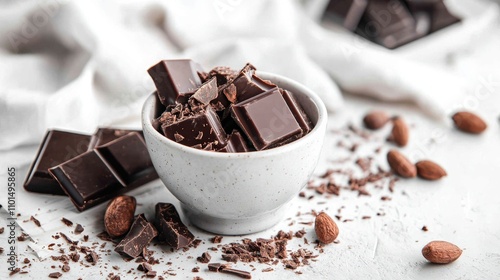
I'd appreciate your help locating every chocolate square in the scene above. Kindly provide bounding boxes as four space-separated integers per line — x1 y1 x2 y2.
161 106 227 149
148 59 204 106
230 64 276 103
49 150 124 211
95 132 156 185
24 130 90 195
88 128 142 149
230 88 302 150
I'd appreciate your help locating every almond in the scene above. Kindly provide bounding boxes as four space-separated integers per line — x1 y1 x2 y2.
387 150 416 178
422 241 462 264
388 117 409 147
314 212 339 244
452 111 487 134
363 111 390 130
416 160 447 180
104 195 137 238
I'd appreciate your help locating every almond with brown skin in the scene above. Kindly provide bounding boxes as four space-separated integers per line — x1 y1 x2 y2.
452 111 487 134
416 160 447 180
388 117 409 147
363 111 390 130
314 212 339 244
104 195 137 238
387 150 416 178
422 241 462 264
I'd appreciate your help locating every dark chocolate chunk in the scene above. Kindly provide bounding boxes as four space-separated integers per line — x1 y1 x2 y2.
356 0 420 49
88 128 142 149
24 130 90 195
148 59 204 106
74 224 84 234
221 267 252 279
115 214 158 258
30 216 41 227
49 150 124 211
229 63 276 103
95 132 157 186
197 252 211 263
280 89 313 136
85 251 99 265
161 106 227 149
208 263 224 272
61 217 73 227
323 0 368 31
154 203 194 250
191 77 218 105
48 272 63 278
217 130 250 153
230 88 302 150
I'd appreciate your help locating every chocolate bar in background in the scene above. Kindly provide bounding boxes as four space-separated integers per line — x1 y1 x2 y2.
49 132 158 212
147 59 204 107
322 0 461 49
323 0 368 31
356 0 420 49
24 130 91 195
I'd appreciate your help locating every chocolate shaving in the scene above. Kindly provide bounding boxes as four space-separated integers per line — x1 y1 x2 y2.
61 217 73 227
30 216 41 227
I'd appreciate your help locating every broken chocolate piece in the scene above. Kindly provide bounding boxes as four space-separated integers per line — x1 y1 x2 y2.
229 64 276 103
217 130 250 153
161 106 227 149
24 130 90 195
280 89 313 136
154 203 194 250
191 77 218 105
74 224 84 234
148 59 204 106
115 214 158 258
230 88 302 150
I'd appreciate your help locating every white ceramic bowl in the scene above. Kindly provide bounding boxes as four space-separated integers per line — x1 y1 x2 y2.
142 72 327 235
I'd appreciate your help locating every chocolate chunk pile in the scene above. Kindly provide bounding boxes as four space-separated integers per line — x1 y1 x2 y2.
23 128 158 211
148 60 313 152
323 0 461 49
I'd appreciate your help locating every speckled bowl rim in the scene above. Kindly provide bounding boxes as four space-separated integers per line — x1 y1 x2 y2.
142 71 328 159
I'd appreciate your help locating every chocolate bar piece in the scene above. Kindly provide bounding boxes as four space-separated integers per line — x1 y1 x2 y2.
155 203 194 250
230 88 302 150
49 132 158 211
148 59 204 106
49 150 124 211
95 133 157 186
324 0 368 31
115 214 158 258
229 64 276 103
88 128 141 149
161 106 227 149
217 130 250 153
190 77 218 105
404 0 460 33
281 89 313 136
356 0 420 49
24 130 90 195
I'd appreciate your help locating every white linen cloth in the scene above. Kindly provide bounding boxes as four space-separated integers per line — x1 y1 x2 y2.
0 0 498 153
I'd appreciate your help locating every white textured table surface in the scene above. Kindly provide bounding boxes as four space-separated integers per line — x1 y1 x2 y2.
2 20 500 280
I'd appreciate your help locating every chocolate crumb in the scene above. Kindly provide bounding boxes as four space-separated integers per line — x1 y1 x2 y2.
23 258 30 264
17 233 29 242
362 216 371 220
262 267 274 272
74 224 84 234
9 268 20 276
83 235 89 242
0 227 4 234
193 277 204 280
30 216 41 227
421 226 428 232
61 217 73 227
48 272 62 278
174 133 185 142
85 251 98 265
62 264 70 272
0 247 4 254
192 266 200 272
197 252 211 263
211 235 223 244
